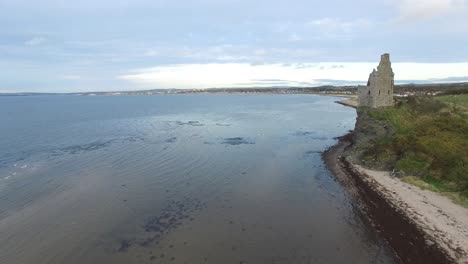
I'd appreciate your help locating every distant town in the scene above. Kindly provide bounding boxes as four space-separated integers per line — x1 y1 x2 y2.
2 82 468 98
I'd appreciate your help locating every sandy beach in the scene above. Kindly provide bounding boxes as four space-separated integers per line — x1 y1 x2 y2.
324 133 468 264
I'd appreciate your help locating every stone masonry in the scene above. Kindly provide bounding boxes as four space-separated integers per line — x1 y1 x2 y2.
358 53 395 108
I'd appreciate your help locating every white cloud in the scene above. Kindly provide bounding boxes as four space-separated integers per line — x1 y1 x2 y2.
144 49 159 57
306 18 371 33
393 62 468 80
25 37 46 46
62 75 82 80
0 89 16 93
120 64 319 89
396 0 467 21
137 45 322 63
118 62 468 89
287 33 302 42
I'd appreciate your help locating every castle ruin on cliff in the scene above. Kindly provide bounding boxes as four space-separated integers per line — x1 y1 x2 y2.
358 53 395 108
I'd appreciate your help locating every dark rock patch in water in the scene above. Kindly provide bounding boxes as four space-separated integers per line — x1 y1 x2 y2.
222 137 255 146
117 239 132 252
124 136 145 143
304 150 321 157
165 137 177 143
215 123 231 127
176 121 204 127
60 141 113 155
122 198 206 249
293 131 329 140
293 131 315 137
53 136 145 156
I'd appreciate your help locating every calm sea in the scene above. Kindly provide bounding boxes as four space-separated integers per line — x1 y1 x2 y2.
0 94 397 263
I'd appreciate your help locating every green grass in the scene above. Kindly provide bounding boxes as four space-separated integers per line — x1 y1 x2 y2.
438 94 468 112
361 96 468 203
402 176 468 208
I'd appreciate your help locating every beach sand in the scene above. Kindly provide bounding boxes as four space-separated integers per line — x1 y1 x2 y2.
324 134 468 263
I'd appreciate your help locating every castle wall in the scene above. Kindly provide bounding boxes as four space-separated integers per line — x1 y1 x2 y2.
358 54 394 108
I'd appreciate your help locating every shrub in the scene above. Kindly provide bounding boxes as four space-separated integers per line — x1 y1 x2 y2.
364 95 468 197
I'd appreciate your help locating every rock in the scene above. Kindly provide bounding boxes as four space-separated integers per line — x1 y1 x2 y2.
426 239 435 246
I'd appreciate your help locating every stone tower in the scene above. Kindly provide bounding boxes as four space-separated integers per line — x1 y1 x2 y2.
358 53 395 108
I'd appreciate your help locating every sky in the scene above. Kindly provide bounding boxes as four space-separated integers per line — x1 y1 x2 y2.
1 0 468 92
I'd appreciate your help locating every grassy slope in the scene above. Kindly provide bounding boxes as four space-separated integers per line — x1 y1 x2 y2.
361 96 468 205
438 94 468 110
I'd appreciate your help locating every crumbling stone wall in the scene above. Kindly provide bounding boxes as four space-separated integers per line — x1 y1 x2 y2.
358 53 395 108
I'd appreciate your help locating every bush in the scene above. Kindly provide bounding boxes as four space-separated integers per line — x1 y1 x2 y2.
364 96 468 197
396 152 431 176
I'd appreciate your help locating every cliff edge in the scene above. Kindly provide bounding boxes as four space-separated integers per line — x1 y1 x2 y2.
325 96 468 264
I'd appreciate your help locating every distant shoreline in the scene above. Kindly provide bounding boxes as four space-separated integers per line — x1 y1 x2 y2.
1 81 467 97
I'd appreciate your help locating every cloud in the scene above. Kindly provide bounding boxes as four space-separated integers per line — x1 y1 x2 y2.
314 75 468 86
119 63 320 89
287 33 302 42
313 79 366 86
2 1 468 93
119 62 468 89
24 37 46 46
396 0 467 21
144 49 159 57
136 45 322 63
62 75 82 80
428 76 468 82
0 89 16 93
305 18 372 33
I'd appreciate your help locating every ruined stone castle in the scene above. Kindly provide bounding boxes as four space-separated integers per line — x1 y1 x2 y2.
358 53 395 108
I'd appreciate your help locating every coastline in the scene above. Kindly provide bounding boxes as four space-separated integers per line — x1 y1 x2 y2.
334 96 358 108
324 101 468 263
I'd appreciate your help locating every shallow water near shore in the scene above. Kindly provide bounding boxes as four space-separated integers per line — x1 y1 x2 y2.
0 94 398 264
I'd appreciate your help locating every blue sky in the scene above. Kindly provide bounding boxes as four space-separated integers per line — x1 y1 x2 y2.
1 0 468 92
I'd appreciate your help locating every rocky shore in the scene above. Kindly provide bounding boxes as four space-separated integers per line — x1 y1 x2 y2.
324 107 468 263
